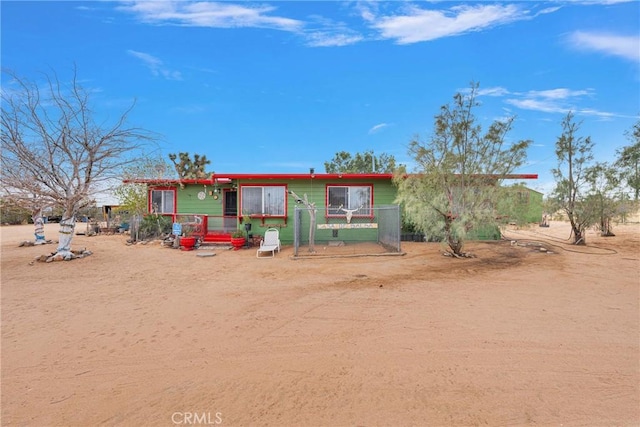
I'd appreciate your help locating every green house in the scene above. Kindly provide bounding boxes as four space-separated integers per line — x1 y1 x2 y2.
132 172 541 243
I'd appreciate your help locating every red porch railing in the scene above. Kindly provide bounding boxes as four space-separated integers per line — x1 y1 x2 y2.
170 214 237 242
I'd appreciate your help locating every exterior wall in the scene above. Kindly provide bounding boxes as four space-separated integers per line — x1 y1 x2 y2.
162 177 541 243
172 184 236 232
237 177 397 243
525 188 544 223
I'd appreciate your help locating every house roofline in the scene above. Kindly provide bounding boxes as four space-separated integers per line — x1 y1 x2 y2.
212 173 395 180
213 173 538 180
124 172 538 185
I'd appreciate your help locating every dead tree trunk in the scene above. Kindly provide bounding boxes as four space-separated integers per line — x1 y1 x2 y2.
56 213 77 259
289 190 317 253
32 209 47 245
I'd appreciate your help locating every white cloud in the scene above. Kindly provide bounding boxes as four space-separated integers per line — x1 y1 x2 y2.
506 97 567 114
367 4 528 44
564 0 635 4
476 86 510 97
118 1 303 32
306 32 364 47
127 50 182 80
119 1 367 47
504 87 617 118
525 88 593 100
368 123 389 134
567 31 640 62
505 88 590 113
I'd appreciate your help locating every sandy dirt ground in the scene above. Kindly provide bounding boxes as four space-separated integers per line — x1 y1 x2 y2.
1 221 638 426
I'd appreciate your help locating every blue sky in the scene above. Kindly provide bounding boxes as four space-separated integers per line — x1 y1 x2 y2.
2 1 639 196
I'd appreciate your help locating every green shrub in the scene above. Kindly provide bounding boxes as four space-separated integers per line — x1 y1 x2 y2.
138 214 172 239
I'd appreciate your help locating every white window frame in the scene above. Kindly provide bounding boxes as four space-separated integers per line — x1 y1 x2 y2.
149 187 176 214
241 185 287 217
326 185 373 218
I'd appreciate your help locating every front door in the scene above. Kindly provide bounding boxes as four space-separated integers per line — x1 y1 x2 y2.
223 189 237 231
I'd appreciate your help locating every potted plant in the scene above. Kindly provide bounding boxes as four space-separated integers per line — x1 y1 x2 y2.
180 235 197 251
178 222 199 251
230 229 246 250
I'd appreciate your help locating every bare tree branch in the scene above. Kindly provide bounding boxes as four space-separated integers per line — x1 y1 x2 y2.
1 67 157 258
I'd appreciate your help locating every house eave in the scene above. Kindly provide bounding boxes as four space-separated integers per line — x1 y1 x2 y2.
123 172 538 185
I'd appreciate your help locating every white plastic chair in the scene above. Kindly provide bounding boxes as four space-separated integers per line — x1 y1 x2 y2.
256 228 281 258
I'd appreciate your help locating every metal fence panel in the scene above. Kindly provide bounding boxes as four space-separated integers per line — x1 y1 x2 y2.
293 205 401 257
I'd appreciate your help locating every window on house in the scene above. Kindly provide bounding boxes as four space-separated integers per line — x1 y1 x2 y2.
150 188 175 214
327 185 372 217
241 185 286 216
517 191 530 204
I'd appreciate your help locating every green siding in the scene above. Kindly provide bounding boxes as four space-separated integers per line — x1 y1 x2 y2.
238 178 397 243
525 189 544 223
170 178 540 243
175 186 223 217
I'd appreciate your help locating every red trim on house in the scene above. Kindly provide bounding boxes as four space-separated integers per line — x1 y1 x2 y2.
324 183 375 220
148 186 177 214
125 172 537 185
213 173 538 180
124 178 213 185
213 173 394 181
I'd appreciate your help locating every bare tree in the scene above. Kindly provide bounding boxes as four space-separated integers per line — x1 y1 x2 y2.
1 68 154 260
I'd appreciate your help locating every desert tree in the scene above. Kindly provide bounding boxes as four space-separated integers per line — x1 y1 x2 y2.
324 150 397 173
615 120 640 201
585 162 621 236
1 68 154 260
169 152 211 185
393 82 531 257
114 155 175 217
0 198 32 225
549 111 597 245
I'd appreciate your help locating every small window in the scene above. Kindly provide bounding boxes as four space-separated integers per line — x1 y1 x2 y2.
241 185 286 216
150 188 175 214
327 185 372 217
517 191 530 203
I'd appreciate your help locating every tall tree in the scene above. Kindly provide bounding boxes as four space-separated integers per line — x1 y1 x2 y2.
1 68 153 260
394 82 531 257
585 162 621 236
616 120 640 201
324 150 396 173
549 112 596 245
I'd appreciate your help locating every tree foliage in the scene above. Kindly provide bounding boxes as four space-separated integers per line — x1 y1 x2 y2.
324 150 396 173
0 198 32 225
584 162 622 236
114 156 175 216
616 120 640 201
137 213 172 240
393 82 531 257
169 152 211 180
549 112 596 245
0 68 154 258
